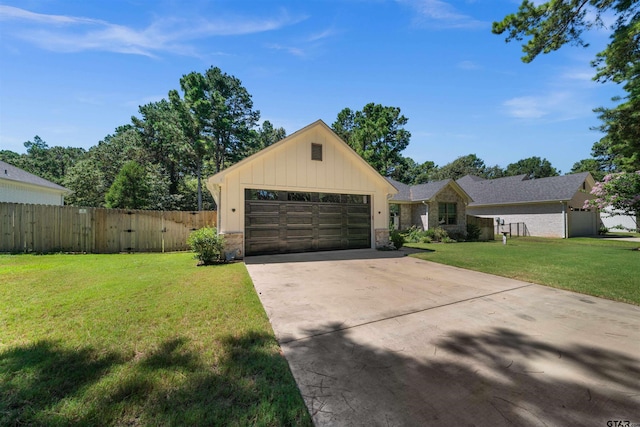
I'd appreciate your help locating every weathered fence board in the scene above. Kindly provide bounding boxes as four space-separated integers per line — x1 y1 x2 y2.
0 203 216 253
466 215 495 241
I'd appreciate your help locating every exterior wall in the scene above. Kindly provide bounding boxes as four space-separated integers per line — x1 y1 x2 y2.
427 187 467 235
221 232 244 259
399 204 412 230
207 123 395 251
467 203 566 238
600 207 639 232
0 180 65 205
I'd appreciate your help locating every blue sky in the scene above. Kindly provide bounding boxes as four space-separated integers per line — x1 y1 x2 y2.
0 0 622 174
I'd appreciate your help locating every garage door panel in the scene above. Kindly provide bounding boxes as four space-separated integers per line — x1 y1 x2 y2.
246 215 279 226
245 189 371 255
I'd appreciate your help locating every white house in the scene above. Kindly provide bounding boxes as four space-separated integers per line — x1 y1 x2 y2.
206 120 398 257
0 160 70 205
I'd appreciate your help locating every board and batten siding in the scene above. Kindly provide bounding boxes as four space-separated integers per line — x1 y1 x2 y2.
208 120 396 249
1 180 65 205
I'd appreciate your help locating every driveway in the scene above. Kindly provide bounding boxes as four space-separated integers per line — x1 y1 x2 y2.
245 249 640 426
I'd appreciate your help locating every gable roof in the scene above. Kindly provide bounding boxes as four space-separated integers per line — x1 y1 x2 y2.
0 160 69 192
457 172 593 206
208 119 398 194
386 177 472 203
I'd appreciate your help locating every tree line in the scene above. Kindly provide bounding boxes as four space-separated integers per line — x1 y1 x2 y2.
0 72 631 211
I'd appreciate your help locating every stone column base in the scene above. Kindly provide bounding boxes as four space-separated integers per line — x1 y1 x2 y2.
221 232 244 260
375 228 390 248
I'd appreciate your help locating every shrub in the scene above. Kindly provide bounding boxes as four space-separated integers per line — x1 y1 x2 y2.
390 230 405 249
448 229 467 242
598 225 609 235
403 226 423 243
466 223 481 241
187 227 225 265
425 227 449 242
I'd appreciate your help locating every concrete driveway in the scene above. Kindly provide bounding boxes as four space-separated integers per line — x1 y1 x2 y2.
245 249 640 426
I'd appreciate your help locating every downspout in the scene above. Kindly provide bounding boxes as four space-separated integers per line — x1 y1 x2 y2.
562 201 567 239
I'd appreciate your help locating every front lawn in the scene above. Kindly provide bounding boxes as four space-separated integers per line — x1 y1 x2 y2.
407 237 640 305
0 253 311 426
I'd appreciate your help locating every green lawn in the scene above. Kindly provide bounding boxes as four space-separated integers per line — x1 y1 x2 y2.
407 236 640 306
0 253 311 426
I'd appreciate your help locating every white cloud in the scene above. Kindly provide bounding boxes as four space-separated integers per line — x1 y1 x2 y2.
0 5 306 57
397 0 487 29
502 91 594 121
458 60 480 70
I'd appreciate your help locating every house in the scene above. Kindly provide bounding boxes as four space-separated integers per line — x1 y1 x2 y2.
0 160 70 206
386 177 472 236
205 120 398 257
599 207 639 233
457 172 598 238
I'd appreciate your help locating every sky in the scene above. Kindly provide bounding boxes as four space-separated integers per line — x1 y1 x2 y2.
0 0 623 174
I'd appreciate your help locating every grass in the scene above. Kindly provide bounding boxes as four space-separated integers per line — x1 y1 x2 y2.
0 253 311 426
407 236 640 306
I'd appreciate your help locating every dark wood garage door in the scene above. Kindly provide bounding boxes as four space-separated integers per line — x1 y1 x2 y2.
245 189 371 256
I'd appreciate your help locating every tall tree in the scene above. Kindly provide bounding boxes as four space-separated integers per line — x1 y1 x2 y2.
245 120 287 156
504 156 560 179
105 161 150 209
388 156 437 185
493 1 640 171
570 158 607 181
168 66 260 209
332 103 411 176
431 154 489 181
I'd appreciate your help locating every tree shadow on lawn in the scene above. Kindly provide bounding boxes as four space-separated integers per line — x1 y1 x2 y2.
284 323 640 426
1 334 311 426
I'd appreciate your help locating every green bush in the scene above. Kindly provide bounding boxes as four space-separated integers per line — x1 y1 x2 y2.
390 230 405 249
187 227 225 265
466 223 481 241
425 227 449 242
447 229 467 242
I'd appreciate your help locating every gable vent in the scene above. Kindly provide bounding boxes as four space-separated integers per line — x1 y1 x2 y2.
311 143 323 161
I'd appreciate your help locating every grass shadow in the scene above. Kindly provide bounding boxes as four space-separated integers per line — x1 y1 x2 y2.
1 334 311 425
0 340 124 425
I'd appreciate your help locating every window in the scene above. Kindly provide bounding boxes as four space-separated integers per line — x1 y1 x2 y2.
438 203 457 225
319 193 341 203
247 189 278 200
311 143 323 161
288 192 312 202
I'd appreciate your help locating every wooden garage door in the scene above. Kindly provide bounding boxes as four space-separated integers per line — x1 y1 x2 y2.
245 189 371 256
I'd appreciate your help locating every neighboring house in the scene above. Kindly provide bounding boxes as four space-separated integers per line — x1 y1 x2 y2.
206 120 398 257
457 172 597 238
0 160 70 206
387 177 472 236
599 207 639 233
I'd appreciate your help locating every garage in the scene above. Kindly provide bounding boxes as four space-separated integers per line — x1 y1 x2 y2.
206 120 398 258
244 189 371 255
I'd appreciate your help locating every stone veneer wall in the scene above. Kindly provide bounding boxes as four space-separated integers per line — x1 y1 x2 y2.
375 228 390 248
221 232 244 259
427 187 467 235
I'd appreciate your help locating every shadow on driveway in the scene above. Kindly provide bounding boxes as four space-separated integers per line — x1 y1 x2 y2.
285 323 640 426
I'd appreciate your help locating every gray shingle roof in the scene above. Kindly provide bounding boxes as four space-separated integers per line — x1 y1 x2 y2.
386 177 469 202
0 160 70 192
456 172 591 206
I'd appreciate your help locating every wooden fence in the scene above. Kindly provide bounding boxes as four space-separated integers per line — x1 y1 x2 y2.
466 215 495 241
0 203 217 253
